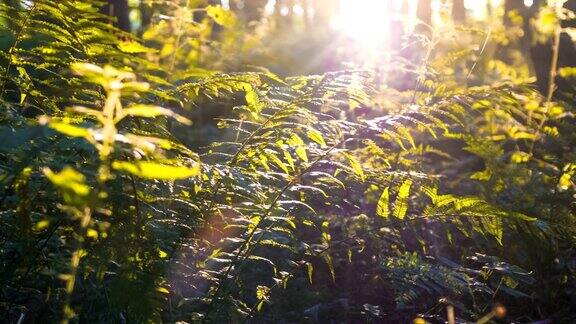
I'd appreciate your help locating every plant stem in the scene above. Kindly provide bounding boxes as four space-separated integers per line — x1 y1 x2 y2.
529 8 562 156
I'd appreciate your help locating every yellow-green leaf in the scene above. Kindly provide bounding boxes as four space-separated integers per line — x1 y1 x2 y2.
122 105 192 125
559 171 573 191
44 167 90 199
307 129 326 147
156 286 170 294
393 179 412 219
49 122 90 138
376 187 390 219
470 169 492 181
511 151 530 164
343 152 365 182
34 219 50 231
288 134 309 162
283 150 295 171
118 41 154 54
244 86 262 114
206 5 236 27
295 146 308 162
558 66 576 78
323 254 336 282
306 262 313 284
71 62 103 77
112 161 200 180
87 228 98 239
268 152 289 174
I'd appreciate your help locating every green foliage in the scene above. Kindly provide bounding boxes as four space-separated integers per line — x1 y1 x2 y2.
1 1 576 323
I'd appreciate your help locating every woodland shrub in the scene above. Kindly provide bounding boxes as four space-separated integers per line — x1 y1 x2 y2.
1 1 576 323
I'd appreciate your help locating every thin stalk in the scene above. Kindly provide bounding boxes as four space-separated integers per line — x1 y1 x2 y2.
466 28 492 81
61 208 92 324
529 10 562 156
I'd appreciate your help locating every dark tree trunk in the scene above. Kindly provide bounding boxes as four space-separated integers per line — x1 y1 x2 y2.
102 0 131 32
555 0 576 99
520 0 576 99
504 0 526 26
139 1 154 36
452 0 466 24
499 0 531 63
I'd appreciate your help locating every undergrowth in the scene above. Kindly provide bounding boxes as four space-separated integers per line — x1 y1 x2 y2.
1 1 576 323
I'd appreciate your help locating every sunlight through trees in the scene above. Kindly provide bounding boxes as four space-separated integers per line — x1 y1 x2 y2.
1 0 576 322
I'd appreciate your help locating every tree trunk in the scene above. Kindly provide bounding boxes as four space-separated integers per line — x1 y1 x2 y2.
139 1 154 36
452 0 466 24
102 0 131 32
521 0 576 99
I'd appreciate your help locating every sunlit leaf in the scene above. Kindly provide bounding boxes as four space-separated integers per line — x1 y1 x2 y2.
393 179 412 220
470 169 492 181
268 152 290 174
87 229 98 239
118 41 155 54
48 121 91 138
44 167 91 205
510 151 530 164
112 161 200 180
559 67 576 79
342 152 365 182
307 262 313 284
244 85 263 115
156 287 170 294
323 254 336 282
34 219 50 231
295 146 308 162
121 104 192 125
307 129 327 147
376 187 390 219
206 5 236 27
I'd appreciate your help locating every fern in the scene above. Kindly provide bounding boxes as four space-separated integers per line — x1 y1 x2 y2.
1 1 575 323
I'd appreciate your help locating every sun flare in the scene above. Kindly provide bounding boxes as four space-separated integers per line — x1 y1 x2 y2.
331 0 392 50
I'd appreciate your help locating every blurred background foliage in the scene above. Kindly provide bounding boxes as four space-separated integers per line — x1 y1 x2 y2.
1 0 576 323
